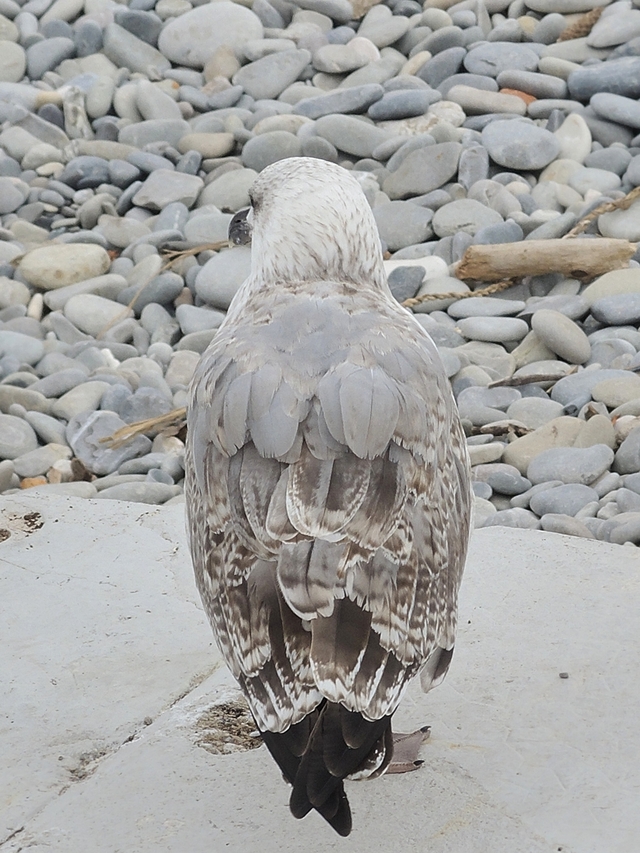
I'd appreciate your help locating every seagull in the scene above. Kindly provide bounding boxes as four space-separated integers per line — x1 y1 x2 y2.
185 156 471 836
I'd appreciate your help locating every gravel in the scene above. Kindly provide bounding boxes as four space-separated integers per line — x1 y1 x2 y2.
0 0 637 547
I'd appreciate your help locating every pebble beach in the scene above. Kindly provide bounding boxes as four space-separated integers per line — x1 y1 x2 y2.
0 0 640 546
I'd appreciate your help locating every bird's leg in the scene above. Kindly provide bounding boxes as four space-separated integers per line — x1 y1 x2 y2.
386 726 431 774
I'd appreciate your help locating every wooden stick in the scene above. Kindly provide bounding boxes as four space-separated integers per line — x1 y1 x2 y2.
455 238 635 283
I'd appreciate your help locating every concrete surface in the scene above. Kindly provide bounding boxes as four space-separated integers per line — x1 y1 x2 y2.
1 494 638 853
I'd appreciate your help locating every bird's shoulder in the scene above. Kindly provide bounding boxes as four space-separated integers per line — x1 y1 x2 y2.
189 281 456 463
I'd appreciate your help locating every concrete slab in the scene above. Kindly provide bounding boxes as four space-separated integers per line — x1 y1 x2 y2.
1 495 638 852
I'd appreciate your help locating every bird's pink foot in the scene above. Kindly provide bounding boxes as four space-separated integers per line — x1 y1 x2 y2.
386 726 430 773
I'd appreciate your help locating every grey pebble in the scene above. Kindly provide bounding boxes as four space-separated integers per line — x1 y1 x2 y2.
464 43 539 78
591 293 640 326
0 413 38 460
241 131 302 172
529 483 599 517
294 84 383 119
528 445 615 486
233 50 311 100
482 120 560 170
482 507 541 530
373 201 433 251
614 427 640 475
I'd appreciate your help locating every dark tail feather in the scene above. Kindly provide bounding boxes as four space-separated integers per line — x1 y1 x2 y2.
263 703 393 837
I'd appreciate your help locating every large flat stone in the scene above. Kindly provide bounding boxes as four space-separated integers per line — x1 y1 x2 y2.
1 496 638 852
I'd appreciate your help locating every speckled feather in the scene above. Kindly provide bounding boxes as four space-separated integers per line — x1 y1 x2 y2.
185 157 471 836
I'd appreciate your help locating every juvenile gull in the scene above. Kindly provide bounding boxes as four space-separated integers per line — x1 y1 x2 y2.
185 157 471 836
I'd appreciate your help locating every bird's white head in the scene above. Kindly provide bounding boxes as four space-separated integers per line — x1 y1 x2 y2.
242 157 388 291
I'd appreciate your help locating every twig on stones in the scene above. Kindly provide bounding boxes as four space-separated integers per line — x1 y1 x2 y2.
100 407 187 447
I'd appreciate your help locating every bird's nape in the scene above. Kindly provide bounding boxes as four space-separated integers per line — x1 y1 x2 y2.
260 702 393 837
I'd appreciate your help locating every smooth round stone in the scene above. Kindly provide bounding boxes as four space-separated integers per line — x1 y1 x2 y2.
482 120 560 170
373 202 433 252
28 368 91 398
623 153 640 185
64 294 133 337
158 2 263 69
589 338 637 369
12 443 70 478
315 114 391 159
582 268 640 306
0 414 38 460
481 507 541 530
313 39 379 74
75 19 103 57
184 211 232 245
358 5 410 48
164 350 199 390
588 9 640 49
432 199 502 238
527 444 615 486
198 168 257 213
591 293 640 326
591 375 640 409
614 427 640 475
195 246 251 310
464 43 539 78
448 297 525 318
506 396 565 429
473 219 524 245
368 89 440 121
119 387 172 424
568 57 640 101
233 49 311 100
18 243 110 289
58 156 110 189
132 169 203 211
585 146 632 175
502 415 583 473
496 69 567 100
598 201 640 241
447 85 526 116
568 167 621 195
0 176 28 214
472 461 530 497
176 133 234 159
473 497 496 526
175 304 226 335
51 380 112 421
530 309 590 365
0 40 25 83
0 278 30 309
590 92 640 130
539 514 595 538
0 324 44 364
551 369 632 407
468 443 504 466
383 142 461 200
457 316 528 343
241 131 302 172
529 483 598 517
26 37 75 80
553 113 592 163
294 83 383 119
416 47 467 89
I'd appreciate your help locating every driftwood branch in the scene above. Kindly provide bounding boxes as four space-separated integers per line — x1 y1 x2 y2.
455 238 635 283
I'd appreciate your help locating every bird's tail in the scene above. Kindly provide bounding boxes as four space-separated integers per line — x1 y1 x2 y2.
261 703 393 836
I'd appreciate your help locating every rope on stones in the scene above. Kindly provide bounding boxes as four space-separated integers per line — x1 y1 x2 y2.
556 6 604 42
